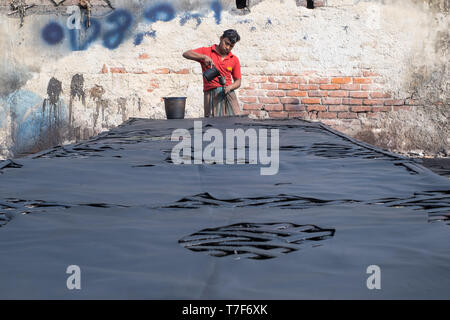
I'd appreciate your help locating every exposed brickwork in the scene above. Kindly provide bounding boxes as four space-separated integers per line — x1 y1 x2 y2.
94 64 416 126
236 71 417 122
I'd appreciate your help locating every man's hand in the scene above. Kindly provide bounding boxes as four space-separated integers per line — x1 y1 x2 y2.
202 55 214 68
224 86 233 95
224 78 241 95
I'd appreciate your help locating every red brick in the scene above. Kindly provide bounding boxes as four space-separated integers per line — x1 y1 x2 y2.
267 91 286 97
338 112 358 119
314 1 325 7
241 83 257 90
239 97 258 103
289 77 308 84
322 98 342 105
370 92 391 99
240 90 265 96
302 98 321 104
363 99 384 105
320 84 340 90
361 84 379 91
269 111 288 118
341 84 361 91
111 67 126 73
153 68 169 74
372 106 392 112
243 104 263 110
350 92 369 98
284 104 305 111
318 112 337 119
280 97 300 104
306 105 327 112
260 83 278 90
394 105 412 111
309 78 330 84
287 91 307 97
332 77 352 84
328 91 348 97
384 99 405 106
148 81 159 89
268 76 289 83
329 105 349 112
138 53 149 59
263 104 283 111
172 68 190 74
288 112 307 118
248 76 268 83
278 83 298 90
259 97 280 104
353 78 372 84
299 85 319 90
351 106 371 112
308 91 328 97
343 98 363 105
244 111 257 117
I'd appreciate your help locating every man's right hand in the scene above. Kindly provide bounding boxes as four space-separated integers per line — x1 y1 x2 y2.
202 55 214 68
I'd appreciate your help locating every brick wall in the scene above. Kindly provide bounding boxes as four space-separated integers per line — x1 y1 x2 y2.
237 71 416 121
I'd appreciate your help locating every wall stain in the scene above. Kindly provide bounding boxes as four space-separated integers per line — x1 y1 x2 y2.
89 84 108 128
69 74 85 128
117 97 127 123
39 77 64 151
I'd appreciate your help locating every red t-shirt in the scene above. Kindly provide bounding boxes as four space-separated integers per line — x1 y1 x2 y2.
193 44 241 92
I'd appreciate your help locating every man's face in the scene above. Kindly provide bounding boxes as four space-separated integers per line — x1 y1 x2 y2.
218 37 235 55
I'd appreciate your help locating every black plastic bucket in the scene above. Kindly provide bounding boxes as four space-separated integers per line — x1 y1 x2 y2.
164 97 186 119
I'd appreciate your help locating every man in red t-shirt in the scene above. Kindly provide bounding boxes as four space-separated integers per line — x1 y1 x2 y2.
182 29 241 117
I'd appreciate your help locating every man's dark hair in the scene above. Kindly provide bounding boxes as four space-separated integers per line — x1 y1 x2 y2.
222 29 240 44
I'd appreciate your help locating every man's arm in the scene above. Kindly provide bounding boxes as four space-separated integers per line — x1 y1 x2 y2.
224 78 241 94
182 50 214 68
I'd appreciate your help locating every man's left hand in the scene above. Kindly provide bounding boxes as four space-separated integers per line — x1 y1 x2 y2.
224 86 233 95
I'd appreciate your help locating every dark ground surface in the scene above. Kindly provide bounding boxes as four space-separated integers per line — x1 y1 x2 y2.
0 116 449 299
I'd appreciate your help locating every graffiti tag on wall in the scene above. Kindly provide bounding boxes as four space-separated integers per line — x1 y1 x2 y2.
41 1 223 51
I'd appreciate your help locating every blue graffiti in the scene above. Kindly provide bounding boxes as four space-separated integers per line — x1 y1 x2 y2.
134 31 156 46
144 3 176 23
42 22 64 45
69 18 101 51
103 10 133 50
41 1 223 51
211 0 222 25
179 12 203 27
